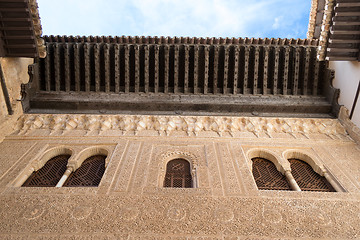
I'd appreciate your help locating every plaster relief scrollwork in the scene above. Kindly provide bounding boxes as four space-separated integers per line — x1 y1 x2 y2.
22 205 46 220
166 207 187 221
14 114 347 138
160 150 198 167
214 206 234 222
71 205 93 220
118 207 140 221
262 205 283 224
311 211 332 227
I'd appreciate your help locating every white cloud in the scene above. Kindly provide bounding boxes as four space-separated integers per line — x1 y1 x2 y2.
272 16 283 30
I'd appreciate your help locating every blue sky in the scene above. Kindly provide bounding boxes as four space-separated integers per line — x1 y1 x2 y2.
37 0 311 39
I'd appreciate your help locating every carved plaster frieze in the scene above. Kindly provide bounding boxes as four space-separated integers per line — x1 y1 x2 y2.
29 0 46 58
13 114 347 138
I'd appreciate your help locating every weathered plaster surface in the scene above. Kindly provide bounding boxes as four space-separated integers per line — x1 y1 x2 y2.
330 61 360 129
0 114 359 239
0 58 33 143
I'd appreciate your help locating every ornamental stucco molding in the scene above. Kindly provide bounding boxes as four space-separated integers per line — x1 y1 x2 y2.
13 114 346 138
160 151 198 166
318 0 335 61
29 0 46 58
307 0 319 39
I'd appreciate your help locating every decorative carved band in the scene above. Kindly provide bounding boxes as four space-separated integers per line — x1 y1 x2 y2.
43 35 319 46
318 0 335 61
14 114 346 137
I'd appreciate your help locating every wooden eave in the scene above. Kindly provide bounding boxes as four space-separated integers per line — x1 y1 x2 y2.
326 0 360 61
309 0 360 61
21 36 340 117
0 0 45 58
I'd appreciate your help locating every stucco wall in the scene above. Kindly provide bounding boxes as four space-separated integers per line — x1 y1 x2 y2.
0 114 359 239
330 61 360 128
0 57 33 143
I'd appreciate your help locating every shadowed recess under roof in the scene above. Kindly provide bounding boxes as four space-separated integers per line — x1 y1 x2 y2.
21 36 339 117
43 35 319 46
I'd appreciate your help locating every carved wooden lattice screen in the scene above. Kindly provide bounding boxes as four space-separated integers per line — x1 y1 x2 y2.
252 157 292 190
22 154 70 187
289 158 335 192
63 155 106 187
164 159 192 188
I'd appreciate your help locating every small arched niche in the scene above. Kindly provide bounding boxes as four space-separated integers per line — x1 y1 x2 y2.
283 150 335 192
70 146 109 169
283 150 323 174
163 158 192 188
22 147 72 187
288 158 335 192
247 148 288 174
251 157 292 191
63 154 106 187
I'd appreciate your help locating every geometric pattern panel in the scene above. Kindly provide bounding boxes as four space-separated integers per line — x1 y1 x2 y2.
63 155 106 187
289 158 335 192
22 155 70 187
252 157 292 191
164 159 192 188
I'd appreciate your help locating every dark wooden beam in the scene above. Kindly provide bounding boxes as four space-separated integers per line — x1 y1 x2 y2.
27 91 333 118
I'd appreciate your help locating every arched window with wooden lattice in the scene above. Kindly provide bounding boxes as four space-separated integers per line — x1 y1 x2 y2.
22 154 70 187
63 155 106 187
164 159 192 188
251 157 292 191
288 158 335 192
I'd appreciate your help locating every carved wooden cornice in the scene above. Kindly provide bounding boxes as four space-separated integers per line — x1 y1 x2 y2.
43 35 319 46
14 114 346 137
29 0 46 58
318 0 335 61
23 39 338 117
307 0 319 39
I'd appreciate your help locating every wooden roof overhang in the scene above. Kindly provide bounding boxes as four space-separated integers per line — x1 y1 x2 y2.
308 0 360 61
0 0 45 58
327 0 360 61
21 36 340 117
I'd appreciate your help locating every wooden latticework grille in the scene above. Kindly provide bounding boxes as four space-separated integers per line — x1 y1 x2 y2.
164 159 192 188
289 158 335 192
22 154 70 187
252 157 292 191
63 155 106 187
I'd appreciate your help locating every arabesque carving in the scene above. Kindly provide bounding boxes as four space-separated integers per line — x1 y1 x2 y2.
160 151 198 166
14 114 346 137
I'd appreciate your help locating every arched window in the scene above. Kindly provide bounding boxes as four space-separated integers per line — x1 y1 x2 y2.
289 158 335 192
63 155 106 187
252 157 292 190
22 154 70 187
164 159 192 188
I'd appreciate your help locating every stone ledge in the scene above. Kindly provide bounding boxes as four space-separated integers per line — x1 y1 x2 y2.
338 106 360 145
